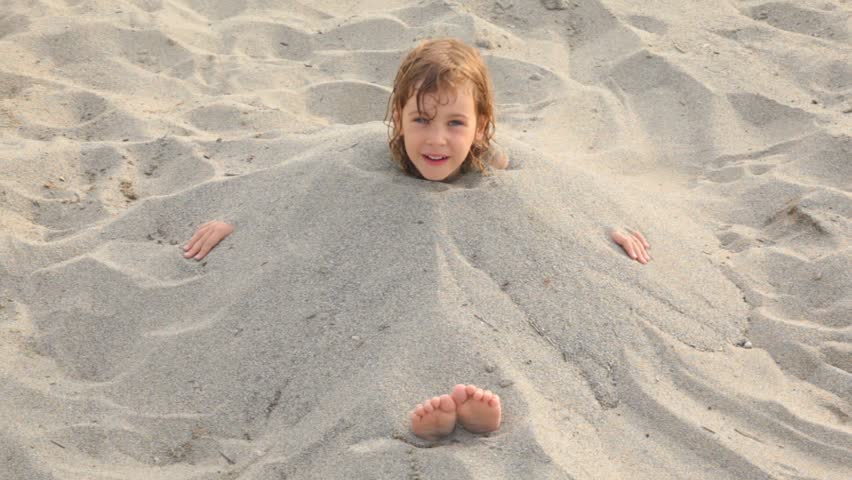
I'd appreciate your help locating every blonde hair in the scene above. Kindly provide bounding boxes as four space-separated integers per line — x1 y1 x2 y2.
386 38 496 178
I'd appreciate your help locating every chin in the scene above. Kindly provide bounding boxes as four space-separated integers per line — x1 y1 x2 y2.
416 168 455 182
421 172 449 181
413 163 463 182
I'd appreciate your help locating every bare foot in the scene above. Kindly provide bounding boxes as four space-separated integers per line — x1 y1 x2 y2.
452 384 501 434
410 394 457 440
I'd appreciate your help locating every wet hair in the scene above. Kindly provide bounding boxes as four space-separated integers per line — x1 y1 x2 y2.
386 38 496 178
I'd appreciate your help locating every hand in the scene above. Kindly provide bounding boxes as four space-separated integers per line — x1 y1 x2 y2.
610 228 650 265
183 221 234 260
485 145 509 170
487 150 509 170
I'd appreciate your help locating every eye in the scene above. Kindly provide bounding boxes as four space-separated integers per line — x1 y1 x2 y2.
449 120 466 127
413 117 429 124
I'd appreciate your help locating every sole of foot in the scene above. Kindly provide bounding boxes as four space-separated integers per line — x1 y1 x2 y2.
452 384 501 434
410 394 457 441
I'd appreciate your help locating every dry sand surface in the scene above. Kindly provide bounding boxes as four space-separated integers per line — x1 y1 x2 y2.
1 0 850 479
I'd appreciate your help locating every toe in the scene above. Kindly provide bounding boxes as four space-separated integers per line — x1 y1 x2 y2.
473 388 484 401
451 384 468 405
438 394 456 412
415 404 425 416
465 384 477 396
483 390 493 402
490 395 501 407
430 396 441 409
423 401 434 414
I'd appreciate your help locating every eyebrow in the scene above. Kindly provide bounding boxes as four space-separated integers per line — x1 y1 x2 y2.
407 111 470 119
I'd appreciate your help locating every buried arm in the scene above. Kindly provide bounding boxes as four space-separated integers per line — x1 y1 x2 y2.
485 147 650 265
485 144 509 170
486 147 509 170
610 228 651 264
183 220 234 260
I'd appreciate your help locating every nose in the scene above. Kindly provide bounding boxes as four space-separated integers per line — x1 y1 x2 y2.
425 124 447 146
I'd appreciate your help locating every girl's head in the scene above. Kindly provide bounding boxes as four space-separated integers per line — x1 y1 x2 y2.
387 38 495 181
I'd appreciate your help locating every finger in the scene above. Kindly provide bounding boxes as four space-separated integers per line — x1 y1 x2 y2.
184 230 209 258
184 230 201 251
630 229 650 249
635 242 648 264
626 237 641 263
194 232 221 260
630 238 647 264
184 237 201 258
632 235 650 263
621 236 637 260
186 230 214 259
638 241 651 263
184 225 209 251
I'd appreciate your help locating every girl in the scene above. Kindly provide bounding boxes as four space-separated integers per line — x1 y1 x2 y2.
182 38 651 441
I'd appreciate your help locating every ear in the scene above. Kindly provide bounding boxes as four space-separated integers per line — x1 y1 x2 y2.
393 109 400 125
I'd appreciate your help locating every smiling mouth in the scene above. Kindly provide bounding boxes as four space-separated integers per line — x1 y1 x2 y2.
422 154 449 163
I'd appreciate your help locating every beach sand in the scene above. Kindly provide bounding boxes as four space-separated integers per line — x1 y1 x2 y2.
1 1 850 478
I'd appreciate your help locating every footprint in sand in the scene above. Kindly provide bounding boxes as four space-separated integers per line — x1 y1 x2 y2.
487 56 562 106
130 0 165 13
15 88 110 129
821 343 852 377
318 16 410 51
224 21 314 60
608 51 716 150
314 50 402 87
745 2 849 41
810 60 852 93
0 13 28 39
703 165 746 183
306 81 390 125
726 92 815 142
34 24 191 73
626 15 668 34
125 137 214 196
181 0 249 20
702 158 778 183
185 101 304 133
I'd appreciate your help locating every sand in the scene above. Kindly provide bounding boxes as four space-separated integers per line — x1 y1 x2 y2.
1 1 850 479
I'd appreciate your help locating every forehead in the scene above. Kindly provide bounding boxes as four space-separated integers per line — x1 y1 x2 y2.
403 84 476 113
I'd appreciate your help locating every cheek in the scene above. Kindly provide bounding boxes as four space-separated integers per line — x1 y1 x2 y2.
402 132 419 157
402 128 416 144
452 129 476 147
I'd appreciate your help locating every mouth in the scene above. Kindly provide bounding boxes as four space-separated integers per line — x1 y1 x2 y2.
422 154 450 165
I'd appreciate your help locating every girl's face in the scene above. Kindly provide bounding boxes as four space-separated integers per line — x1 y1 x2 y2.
398 85 482 182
